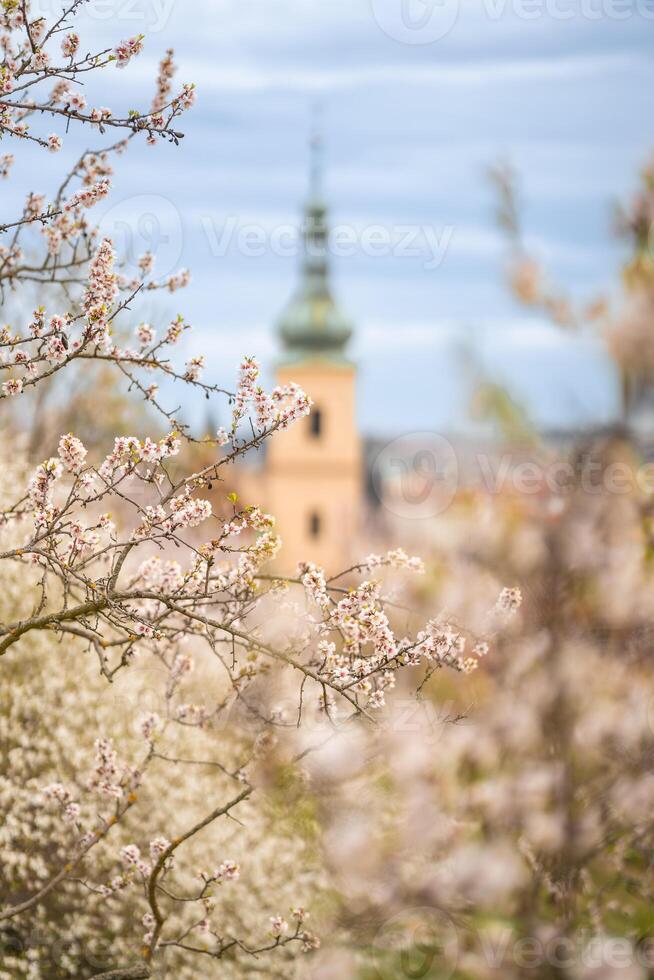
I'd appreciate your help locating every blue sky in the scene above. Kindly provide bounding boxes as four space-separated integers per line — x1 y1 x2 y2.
10 0 654 436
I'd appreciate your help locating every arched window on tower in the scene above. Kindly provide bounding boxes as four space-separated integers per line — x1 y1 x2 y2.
308 511 321 539
309 408 322 439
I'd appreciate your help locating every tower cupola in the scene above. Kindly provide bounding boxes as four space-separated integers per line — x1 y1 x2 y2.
277 130 353 362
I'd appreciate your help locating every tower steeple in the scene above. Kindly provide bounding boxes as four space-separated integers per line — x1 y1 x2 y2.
277 120 353 362
309 112 323 201
264 116 362 572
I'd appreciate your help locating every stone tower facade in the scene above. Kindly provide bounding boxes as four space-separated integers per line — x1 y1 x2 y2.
264 139 362 573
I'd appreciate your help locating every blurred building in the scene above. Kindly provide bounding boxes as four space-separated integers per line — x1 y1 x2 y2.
237 140 363 573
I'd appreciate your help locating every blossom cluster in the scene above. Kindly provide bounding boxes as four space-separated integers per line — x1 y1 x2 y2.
298 560 520 708
231 356 312 438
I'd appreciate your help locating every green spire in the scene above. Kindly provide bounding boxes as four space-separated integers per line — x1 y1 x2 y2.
276 121 353 363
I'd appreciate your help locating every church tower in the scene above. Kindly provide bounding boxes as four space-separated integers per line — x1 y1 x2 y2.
265 133 362 573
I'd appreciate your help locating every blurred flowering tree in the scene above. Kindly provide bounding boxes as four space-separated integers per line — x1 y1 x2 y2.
609 157 654 418
490 155 654 427
314 453 654 980
0 4 520 977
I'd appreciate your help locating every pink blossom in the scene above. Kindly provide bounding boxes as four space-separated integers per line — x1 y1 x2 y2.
65 90 87 112
139 713 162 740
44 335 68 364
114 35 144 68
27 457 62 518
2 378 23 396
58 433 88 473
214 859 240 882
0 154 14 178
61 32 79 57
148 837 170 860
64 178 110 213
120 844 141 867
270 916 289 937
0 67 14 94
83 238 117 322
184 355 204 382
